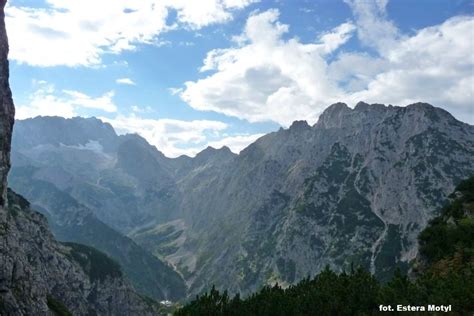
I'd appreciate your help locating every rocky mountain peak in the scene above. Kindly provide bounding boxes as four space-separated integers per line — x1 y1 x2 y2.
289 120 311 132
406 102 435 110
353 101 387 112
193 145 236 165
354 101 370 110
404 102 453 121
14 116 119 153
322 102 350 115
315 101 460 132
316 102 351 129
201 145 230 153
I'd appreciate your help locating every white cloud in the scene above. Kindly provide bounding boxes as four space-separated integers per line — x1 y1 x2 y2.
6 1 166 67
339 16 474 122
180 4 474 125
162 0 259 29
100 114 231 157
116 78 136 85
181 9 355 126
168 87 183 95
62 90 117 112
5 0 257 67
334 3 473 123
317 22 356 55
328 53 387 92
343 0 399 53
16 82 77 119
131 105 153 113
16 81 117 119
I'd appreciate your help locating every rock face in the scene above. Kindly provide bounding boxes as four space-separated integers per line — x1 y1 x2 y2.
0 2 160 314
1 190 159 314
0 0 14 207
164 101 473 295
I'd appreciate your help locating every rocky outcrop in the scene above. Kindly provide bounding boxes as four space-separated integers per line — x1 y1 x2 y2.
0 0 14 207
0 2 161 314
0 190 159 314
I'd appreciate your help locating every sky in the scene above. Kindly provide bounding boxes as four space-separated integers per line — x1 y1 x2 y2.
5 0 474 157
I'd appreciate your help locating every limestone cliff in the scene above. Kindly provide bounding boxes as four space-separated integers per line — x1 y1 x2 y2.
1 190 159 314
0 0 14 207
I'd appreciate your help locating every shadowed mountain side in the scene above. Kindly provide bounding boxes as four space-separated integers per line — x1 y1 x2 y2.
9 165 187 301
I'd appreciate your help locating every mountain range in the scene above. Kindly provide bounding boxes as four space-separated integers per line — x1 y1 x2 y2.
10 121 187 300
10 101 474 298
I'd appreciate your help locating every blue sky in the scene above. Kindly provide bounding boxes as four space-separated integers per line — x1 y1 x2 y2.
5 0 474 157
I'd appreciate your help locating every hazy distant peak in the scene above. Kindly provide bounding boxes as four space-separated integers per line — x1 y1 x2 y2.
14 115 119 152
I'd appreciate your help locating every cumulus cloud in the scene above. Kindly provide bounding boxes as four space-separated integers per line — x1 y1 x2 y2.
16 81 117 119
339 15 474 122
181 9 355 126
62 90 117 112
5 0 257 67
16 82 76 119
343 0 400 53
162 0 259 29
317 22 357 55
116 78 136 85
180 3 474 125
